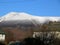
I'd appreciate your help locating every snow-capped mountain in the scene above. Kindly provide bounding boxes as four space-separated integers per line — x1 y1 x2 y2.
0 12 33 21
0 12 60 24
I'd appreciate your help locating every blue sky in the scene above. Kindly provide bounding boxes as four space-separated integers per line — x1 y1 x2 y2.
0 0 60 16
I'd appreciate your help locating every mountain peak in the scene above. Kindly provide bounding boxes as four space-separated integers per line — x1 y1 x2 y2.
0 12 33 21
4 12 32 17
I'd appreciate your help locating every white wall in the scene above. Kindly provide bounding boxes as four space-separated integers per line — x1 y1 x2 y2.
0 34 5 41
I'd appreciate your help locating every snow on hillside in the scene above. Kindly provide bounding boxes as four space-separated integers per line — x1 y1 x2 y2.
0 12 60 24
0 12 33 21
